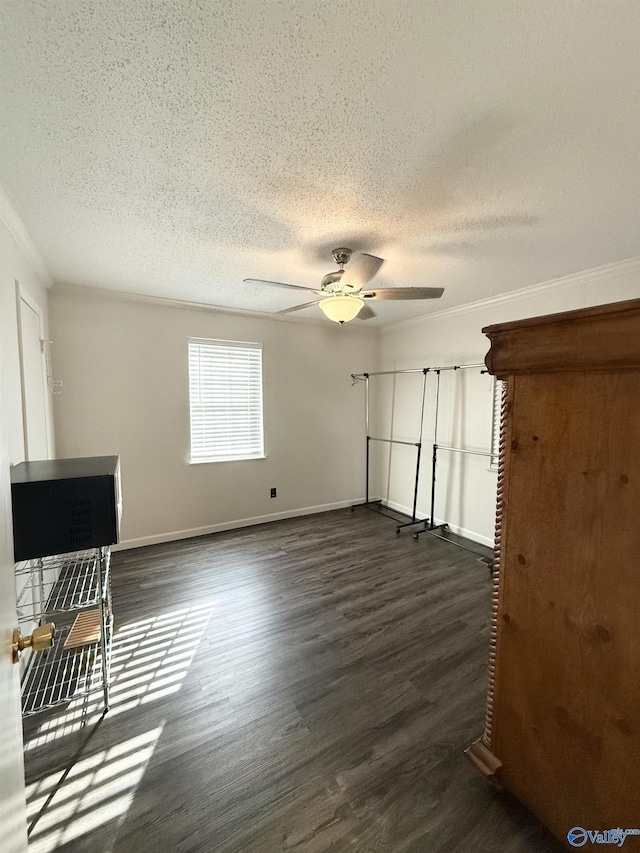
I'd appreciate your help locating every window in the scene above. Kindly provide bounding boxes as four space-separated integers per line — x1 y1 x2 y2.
490 377 504 469
188 338 264 463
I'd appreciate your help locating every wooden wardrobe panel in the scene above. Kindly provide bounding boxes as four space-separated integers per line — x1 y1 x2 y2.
468 300 640 847
493 370 640 838
486 297 640 376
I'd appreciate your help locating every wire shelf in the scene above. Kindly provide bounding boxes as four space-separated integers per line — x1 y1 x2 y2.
16 550 108 623
15 549 98 578
21 623 98 717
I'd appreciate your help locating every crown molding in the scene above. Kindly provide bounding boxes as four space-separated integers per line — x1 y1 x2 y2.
385 255 640 332
0 185 53 287
51 281 380 335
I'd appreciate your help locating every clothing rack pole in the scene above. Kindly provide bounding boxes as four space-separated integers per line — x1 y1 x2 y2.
395 368 429 532
436 445 494 458
429 369 442 528
365 374 370 504
369 438 421 447
351 362 485 382
413 369 428 520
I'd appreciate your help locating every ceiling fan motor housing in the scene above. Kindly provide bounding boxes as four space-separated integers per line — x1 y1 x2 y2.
321 269 346 291
331 248 352 267
322 248 359 292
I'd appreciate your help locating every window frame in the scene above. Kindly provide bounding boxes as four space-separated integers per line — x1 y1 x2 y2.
188 337 265 464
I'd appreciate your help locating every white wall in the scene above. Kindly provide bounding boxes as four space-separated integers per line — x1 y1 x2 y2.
0 218 52 464
46 260 640 551
375 260 640 546
1 209 54 673
50 290 377 548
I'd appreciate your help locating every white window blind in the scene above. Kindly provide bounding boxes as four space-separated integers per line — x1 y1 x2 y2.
188 338 264 463
490 378 504 469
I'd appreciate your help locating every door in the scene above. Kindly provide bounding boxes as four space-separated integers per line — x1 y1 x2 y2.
16 288 52 651
0 363 29 851
16 287 50 461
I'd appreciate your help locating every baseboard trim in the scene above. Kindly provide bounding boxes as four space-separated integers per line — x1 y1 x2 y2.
113 498 366 551
382 499 494 548
382 499 427 522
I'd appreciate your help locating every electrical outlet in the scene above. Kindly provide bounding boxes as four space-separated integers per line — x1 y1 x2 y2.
270 487 277 498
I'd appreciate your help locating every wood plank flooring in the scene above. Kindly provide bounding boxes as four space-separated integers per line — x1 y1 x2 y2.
22 508 564 852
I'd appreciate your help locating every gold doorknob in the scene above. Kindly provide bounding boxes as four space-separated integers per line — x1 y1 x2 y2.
12 623 56 663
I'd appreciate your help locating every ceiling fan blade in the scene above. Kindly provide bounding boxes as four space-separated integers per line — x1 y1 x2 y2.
243 278 321 296
341 253 384 290
364 287 445 300
356 303 377 320
277 299 323 315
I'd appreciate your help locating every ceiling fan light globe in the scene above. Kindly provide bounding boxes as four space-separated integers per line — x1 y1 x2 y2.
318 295 364 324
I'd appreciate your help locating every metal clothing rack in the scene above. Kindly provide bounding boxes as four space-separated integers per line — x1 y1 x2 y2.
351 363 486 534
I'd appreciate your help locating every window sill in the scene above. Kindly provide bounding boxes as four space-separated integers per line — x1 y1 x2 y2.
190 455 266 465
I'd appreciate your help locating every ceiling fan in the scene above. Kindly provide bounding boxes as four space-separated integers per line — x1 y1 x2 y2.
244 248 444 324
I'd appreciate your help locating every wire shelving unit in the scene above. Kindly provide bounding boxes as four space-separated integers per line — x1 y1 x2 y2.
16 547 113 718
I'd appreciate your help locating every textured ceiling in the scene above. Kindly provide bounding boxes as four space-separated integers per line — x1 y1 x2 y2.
1 1 640 325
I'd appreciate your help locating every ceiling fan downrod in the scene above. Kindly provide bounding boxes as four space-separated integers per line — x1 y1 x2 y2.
321 248 353 291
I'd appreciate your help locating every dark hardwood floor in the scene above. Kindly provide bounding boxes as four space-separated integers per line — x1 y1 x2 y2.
23 508 564 853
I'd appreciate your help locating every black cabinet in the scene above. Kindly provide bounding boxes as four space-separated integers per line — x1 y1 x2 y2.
11 456 121 561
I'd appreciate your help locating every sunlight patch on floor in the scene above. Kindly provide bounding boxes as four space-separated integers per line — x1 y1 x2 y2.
27 726 163 853
24 602 215 751
25 602 216 850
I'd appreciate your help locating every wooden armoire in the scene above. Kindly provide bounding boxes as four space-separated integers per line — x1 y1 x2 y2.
466 298 640 846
